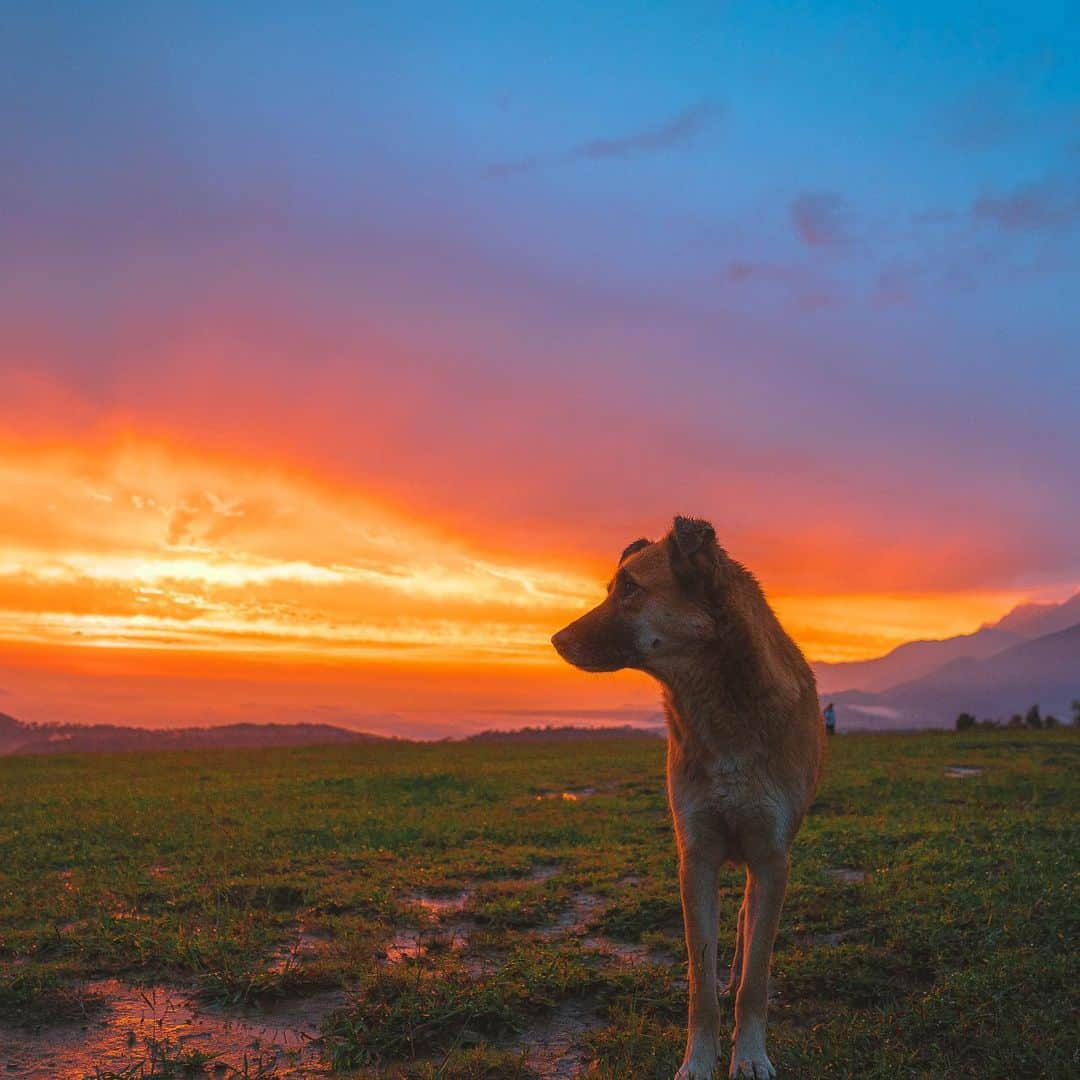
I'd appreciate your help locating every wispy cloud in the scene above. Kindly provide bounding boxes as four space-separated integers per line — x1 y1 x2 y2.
722 260 837 310
972 177 1080 231
790 191 851 247
487 101 721 178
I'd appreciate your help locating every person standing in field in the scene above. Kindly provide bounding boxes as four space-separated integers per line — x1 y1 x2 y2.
824 702 836 736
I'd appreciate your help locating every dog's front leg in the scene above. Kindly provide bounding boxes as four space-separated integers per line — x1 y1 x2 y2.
675 843 722 1080
730 854 788 1079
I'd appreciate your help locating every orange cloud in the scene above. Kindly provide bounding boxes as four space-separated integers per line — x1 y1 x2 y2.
0 432 1065 732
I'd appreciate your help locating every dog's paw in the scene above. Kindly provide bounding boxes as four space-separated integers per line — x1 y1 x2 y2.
675 1043 722 1080
675 1060 717 1080
729 1052 776 1079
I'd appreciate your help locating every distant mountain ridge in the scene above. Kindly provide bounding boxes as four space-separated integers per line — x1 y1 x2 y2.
0 714 669 756
831 622 1080 731
815 590 1080 695
0 714 394 756
463 724 664 743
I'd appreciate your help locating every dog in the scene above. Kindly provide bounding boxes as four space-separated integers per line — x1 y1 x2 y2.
551 516 824 1079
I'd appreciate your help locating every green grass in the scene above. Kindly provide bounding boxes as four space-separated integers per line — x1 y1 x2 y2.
0 730 1076 1078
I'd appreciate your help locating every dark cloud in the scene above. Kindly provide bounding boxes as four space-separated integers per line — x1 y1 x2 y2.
486 101 721 178
973 178 1080 231
790 192 851 247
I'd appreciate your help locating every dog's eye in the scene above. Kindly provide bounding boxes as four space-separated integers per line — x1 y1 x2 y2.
619 575 642 597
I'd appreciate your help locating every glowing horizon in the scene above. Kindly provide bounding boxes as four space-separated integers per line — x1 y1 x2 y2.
2 6 1077 733
0 434 1070 735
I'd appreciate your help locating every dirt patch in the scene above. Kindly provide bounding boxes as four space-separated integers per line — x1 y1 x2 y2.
944 765 984 778
581 935 673 966
509 999 601 1080
0 979 343 1079
528 863 562 882
539 893 604 940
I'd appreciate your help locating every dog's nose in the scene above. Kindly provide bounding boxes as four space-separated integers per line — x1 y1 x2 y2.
550 628 570 656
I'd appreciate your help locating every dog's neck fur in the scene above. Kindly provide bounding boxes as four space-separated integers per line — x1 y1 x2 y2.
659 565 811 765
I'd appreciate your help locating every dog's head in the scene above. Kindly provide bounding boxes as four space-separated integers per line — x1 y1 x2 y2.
550 516 723 676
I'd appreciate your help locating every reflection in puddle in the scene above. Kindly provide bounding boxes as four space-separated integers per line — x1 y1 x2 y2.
535 788 597 802
826 868 869 884
383 925 470 964
404 890 471 914
268 923 335 974
0 979 341 1079
944 765 984 778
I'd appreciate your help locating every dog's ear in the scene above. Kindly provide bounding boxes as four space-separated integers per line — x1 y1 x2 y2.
668 516 721 592
618 538 650 565
672 516 715 559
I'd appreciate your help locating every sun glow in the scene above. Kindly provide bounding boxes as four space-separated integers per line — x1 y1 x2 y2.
0 437 597 664
0 434 1047 733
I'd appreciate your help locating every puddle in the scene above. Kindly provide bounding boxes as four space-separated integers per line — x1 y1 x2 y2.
535 788 596 802
944 765 984 778
382 925 470 964
511 999 601 1080
403 889 472 915
0 979 342 1079
804 928 859 947
268 923 335 974
826 868 868 884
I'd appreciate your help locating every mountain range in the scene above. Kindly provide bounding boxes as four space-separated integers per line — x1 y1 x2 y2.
815 591 1080 731
0 715 393 756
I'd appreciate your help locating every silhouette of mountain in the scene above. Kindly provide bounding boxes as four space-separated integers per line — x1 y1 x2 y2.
463 724 664 743
0 714 394 756
815 590 1080 694
831 622 1080 730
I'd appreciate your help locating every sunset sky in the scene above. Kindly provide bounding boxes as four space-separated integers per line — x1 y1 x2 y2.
2 4 1078 736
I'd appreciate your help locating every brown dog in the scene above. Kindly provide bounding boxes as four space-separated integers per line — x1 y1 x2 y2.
552 516 824 1079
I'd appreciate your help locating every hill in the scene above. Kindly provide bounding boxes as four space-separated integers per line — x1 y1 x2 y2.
832 622 1080 730
463 723 664 742
0 713 393 756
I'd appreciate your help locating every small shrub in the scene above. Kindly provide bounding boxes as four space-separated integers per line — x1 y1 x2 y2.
955 713 977 732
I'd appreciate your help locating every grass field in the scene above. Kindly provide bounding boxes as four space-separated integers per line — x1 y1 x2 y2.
0 730 1076 1079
